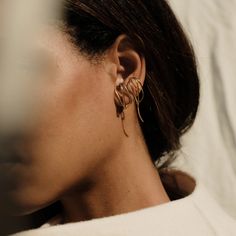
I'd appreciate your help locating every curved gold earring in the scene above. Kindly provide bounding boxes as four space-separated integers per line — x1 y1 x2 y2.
114 81 133 116
126 77 144 123
114 76 145 137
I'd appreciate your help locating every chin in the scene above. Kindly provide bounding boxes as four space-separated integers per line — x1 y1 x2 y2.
0 189 55 217
0 198 61 236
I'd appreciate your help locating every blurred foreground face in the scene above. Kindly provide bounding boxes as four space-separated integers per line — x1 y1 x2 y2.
0 26 123 215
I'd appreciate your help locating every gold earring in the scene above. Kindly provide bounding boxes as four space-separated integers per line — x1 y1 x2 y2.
114 77 132 137
126 76 144 123
114 76 144 137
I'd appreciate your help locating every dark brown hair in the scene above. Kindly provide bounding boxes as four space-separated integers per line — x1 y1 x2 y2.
63 0 200 164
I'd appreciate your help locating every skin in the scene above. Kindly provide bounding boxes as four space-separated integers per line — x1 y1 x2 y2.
0 27 170 224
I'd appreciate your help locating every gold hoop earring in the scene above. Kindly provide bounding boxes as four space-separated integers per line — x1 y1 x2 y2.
114 78 132 137
114 76 144 137
126 77 144 123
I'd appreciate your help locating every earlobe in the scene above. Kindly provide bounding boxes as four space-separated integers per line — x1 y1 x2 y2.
114 75 144 119
114 75 145 137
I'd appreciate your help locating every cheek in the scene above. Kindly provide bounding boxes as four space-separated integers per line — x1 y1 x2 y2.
9 63 122 213
35 63 118 162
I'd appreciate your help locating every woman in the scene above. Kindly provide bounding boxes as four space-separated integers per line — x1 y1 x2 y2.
1 0 236 235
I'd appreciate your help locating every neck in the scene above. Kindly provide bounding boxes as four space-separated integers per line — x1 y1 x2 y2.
60 127 170 223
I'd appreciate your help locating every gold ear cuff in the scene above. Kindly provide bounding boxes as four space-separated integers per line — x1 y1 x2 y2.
114 76 144 137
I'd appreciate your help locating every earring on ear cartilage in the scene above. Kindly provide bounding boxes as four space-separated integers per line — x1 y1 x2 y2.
114 76 145 137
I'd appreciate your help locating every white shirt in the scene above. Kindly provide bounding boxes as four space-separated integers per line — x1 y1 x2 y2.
12 169 236 235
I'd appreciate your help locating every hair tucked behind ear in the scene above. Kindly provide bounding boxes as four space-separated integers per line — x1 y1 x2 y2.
62 0 200 166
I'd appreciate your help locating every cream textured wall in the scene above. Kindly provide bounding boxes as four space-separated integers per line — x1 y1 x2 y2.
169 0 236 219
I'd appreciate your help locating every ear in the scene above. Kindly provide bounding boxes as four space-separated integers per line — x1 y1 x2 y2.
106 35 146 85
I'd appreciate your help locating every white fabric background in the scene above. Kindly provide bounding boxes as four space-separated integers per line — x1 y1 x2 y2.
168 0 236 218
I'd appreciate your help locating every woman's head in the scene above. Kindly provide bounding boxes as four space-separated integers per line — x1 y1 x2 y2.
1 0 199 215
62 0 200 161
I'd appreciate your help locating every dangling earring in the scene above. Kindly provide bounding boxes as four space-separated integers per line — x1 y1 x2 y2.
114 76 144 137
126 76 144 122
